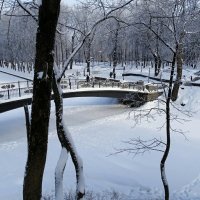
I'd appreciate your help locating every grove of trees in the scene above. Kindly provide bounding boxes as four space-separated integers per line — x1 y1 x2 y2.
1 0 200 73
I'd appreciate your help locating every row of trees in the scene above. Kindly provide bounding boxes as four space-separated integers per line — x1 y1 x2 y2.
0 0 200 72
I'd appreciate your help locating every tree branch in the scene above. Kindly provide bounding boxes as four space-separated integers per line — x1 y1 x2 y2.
16 0 38 22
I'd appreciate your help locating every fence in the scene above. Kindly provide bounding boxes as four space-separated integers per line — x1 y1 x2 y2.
0 80 33 100
0 78 161 101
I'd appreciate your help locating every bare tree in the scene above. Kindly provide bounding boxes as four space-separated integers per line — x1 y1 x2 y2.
52 1 137 199
18 1 61 200
115 51 179 200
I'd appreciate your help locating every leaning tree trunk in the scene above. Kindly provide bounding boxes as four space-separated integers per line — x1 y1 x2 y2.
23 1 61 200
160 52 176 200
70 32 75 70
53 68 85 199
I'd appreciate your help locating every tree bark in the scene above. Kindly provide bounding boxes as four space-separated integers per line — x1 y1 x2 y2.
112 26 119 74
70 32 75 69
160 52 176 200
53 71 85 199
86 37 91 75
153 54 158 76
23 1 61 200
154 54 161 77
171 41 183 101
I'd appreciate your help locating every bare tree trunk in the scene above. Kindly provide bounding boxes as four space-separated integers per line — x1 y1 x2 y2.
59 33 65 69
112 25 119 74
24 105 30 146
86 37 91 75
171 0 185 101
55 44 59 66
158 55 162 74
70 32 75 69
23 1 61 199
153 54 158 76
171 38 184 101
154 54 161 76
160 52 176 200
53 70 85 199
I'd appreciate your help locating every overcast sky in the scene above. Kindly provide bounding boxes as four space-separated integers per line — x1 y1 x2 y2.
62 0 77 6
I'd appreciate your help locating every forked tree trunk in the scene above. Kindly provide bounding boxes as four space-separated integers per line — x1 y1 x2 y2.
53 69 85 199
49 4 135 199
23 1 61 200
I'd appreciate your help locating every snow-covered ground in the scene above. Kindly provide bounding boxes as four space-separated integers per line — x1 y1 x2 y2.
1 64 200 199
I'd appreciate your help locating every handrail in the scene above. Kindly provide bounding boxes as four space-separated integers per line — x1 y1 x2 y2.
0 78 162 102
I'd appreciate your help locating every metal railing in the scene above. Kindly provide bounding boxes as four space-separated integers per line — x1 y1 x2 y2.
0 80 33 100
0 78 161 101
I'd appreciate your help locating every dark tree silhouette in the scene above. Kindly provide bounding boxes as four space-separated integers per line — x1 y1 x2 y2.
23 1 61 199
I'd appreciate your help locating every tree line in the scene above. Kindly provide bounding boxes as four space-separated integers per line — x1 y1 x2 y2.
0 0 200 72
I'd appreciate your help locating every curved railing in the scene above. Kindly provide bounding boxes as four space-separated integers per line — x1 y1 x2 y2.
0 78 162 101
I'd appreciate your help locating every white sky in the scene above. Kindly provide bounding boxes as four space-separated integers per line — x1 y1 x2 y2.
62 0 77 6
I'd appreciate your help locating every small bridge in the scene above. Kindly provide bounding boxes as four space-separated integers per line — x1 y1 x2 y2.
0 78 163 113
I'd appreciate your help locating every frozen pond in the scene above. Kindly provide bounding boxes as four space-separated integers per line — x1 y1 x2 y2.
0 97 126 144
0 71 25 83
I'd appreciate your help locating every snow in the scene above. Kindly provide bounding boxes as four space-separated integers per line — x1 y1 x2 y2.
55 147 69 200
37 0 42 6
61 117 85 197
37 71 44 79
1 64 200 199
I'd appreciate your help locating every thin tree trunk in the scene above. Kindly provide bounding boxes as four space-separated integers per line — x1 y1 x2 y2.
23 1 61 199
24 105 30 147
70 32 75 69
153 54 158 76
86 38 91 75
59 33 65 69
171 40 183 101
158 55 162 74
160 52 176 200
112 25 119 74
